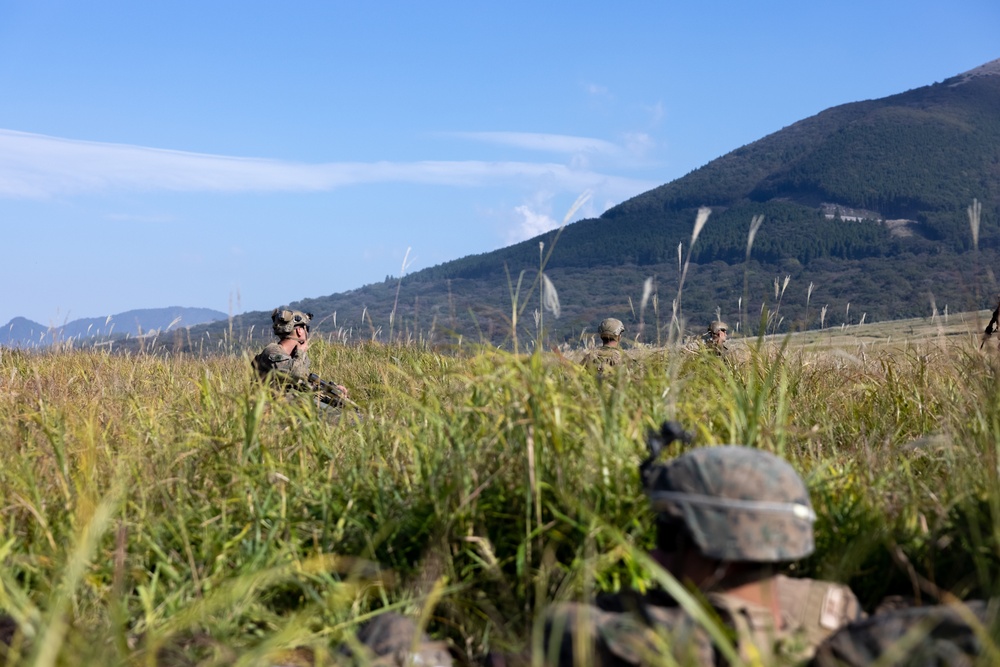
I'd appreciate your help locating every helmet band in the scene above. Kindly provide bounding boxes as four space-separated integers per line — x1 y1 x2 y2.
648 491 816 521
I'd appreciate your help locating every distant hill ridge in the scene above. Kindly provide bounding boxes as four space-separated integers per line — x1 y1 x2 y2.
2 307 228 348
950 57 1000 85
137 59 1000 350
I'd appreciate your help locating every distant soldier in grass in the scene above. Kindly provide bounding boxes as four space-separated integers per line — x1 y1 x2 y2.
542 423 862 666
252 307 351 406
683 320 730 357
582 318 627 380
702 320 729 354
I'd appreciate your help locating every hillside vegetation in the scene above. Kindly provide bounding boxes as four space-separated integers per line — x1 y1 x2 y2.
3 327 1000 664
176 63 1000 352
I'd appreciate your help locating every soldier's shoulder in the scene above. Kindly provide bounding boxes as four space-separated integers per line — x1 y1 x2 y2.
775 576 863 651
260 343 291 361
253 344 296 379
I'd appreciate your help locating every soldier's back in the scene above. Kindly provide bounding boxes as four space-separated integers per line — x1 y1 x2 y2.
542 576 860 667
582 346 625 380
252 342 310 383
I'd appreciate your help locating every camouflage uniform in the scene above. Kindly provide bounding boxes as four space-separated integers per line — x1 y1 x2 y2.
809 599 993 666
543 442 861 666
685 320 729 356
582 346 625 378
582 318 628 380
253 341 311 384
252 308 313 389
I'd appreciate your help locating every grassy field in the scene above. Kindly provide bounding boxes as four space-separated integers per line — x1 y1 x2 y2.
2 314 1000 665
763 307 995 351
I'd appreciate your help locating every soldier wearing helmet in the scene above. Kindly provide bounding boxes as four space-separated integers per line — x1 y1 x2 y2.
252 307 350 401
542 423 861 666
684 319 730 356
253 308 314 384
702 320 729 353
582 317 628 379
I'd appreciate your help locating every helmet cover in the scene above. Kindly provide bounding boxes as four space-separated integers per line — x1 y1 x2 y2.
644 446 815 562
598 317 626 338
271 308 313 338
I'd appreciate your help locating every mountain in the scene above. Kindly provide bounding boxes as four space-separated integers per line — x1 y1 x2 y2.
187 59 1000 351
604 58 1000 257
1 307 229 348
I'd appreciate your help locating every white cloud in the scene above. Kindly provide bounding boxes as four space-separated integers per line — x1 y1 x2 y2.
505 189 586 245
510 204 559 244
0 129 655 200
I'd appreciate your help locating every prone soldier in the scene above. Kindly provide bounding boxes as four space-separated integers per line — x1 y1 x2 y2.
542 422 862 665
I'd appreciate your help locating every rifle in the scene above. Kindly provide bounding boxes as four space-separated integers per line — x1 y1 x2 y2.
307 372 359 410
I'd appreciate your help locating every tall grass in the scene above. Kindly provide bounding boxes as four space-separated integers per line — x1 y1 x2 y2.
2 331 1000 664
505 191 590 355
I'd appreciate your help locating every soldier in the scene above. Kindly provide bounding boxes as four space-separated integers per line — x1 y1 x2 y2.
582 318 627 380
543 423 861 666
253 308 313 385
702 320 729 354
252 307 350 403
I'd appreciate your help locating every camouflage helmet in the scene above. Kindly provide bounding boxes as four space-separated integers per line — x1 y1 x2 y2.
271 308 312 338
708 320 728 335
643 446 815 562
598 317 626 338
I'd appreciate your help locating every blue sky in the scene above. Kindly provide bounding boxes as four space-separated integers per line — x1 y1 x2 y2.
2 1 998 327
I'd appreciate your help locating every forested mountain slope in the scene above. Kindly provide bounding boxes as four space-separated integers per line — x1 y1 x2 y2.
186 59 1000 351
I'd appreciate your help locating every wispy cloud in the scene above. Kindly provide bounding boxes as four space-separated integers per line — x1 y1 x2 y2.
445 131 622 157
0 129 655 200
583 82 611 98
447 130 659 170
104 212 176 223
622 132 655 159
644 101 665 126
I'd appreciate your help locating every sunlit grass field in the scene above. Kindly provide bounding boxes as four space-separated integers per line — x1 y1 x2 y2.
3 313 1000 665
